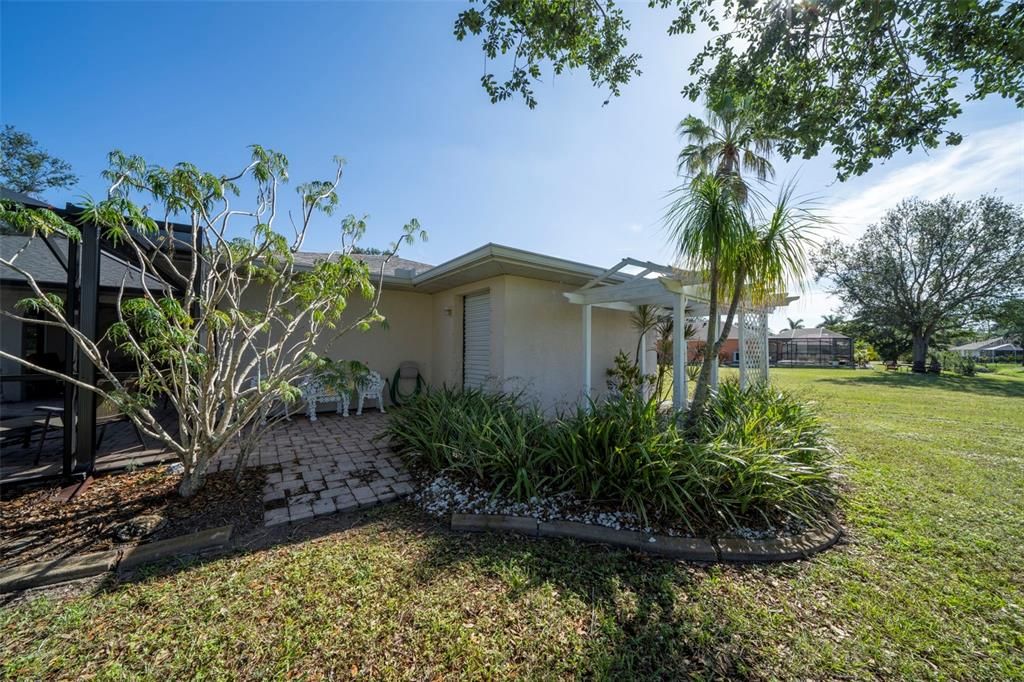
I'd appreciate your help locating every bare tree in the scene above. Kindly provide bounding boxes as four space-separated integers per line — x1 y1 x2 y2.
0 146 425 496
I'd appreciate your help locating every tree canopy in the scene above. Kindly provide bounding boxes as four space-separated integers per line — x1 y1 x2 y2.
0 125 78 196
814 195 1024 369
453 0 1024 179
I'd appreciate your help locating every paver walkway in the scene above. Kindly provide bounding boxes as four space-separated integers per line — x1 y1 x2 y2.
214 411 413 527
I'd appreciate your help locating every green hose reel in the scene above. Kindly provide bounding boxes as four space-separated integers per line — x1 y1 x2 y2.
390 361 424 406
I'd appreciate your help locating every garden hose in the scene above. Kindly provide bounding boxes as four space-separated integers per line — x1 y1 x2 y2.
390 368 425 406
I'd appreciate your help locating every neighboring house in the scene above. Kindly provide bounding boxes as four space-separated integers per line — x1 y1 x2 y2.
769 327 854 367
686 319 739 363
950 337 1023 362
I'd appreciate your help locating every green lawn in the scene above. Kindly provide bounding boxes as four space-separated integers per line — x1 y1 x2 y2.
3 368 1023 680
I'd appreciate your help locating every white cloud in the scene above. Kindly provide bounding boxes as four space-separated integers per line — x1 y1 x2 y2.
626 222 644 233
825 121 1024 241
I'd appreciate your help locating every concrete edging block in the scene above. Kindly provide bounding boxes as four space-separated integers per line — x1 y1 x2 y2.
539 520 647 549
453 513 841 564
0 525 237 593
451 513 538 536
119 525 234 571
0 550 121 593
715 524 841 563
645 534 719 562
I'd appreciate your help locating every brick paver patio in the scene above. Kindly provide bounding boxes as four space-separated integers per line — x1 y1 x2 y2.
213 411 414 527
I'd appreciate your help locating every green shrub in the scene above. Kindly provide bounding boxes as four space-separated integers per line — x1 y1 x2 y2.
697 381 837 527
935 351 976 376
545 395 702 526
382 386 550 500
384 382 838 532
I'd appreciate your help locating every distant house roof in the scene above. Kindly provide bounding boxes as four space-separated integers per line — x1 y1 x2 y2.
771 327 850 340
689 319 739 340
951 337 1023 352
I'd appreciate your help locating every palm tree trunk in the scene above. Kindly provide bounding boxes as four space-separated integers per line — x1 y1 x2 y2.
687 264 746 426
687 264 719 425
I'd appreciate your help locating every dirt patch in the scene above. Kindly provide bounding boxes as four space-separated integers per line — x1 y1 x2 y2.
0 466 265 568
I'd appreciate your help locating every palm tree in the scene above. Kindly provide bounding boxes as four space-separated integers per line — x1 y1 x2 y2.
676 94 777 204
820 314 844 328
668 180 821 424
787 317 805 330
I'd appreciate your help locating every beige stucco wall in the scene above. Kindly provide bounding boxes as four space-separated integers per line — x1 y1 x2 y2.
500 276 637 409
237 273 639 409
305 289 435 386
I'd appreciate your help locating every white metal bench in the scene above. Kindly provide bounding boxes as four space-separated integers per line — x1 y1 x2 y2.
302 368 385 420
302 375 351 421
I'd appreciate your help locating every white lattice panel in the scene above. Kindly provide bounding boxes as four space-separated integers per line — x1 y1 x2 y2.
740 311 769 388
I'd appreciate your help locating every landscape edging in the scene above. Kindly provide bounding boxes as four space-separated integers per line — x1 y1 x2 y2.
450 513 840 563
0 524 234 593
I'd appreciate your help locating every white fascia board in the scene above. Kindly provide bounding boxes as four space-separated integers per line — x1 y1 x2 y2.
411 243 624 288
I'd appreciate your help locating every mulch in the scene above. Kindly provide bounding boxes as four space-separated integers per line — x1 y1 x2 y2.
0 466 265 569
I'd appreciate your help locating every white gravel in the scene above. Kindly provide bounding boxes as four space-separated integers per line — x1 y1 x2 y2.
412 473 807 539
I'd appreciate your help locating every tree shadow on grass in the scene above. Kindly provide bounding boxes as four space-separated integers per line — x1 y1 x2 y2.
80 504 804 679
810 370 1024 400
403 528 752 678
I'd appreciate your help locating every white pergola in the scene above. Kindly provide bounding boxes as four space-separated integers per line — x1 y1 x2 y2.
564 258 793 410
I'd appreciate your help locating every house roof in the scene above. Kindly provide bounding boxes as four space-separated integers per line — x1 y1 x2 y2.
292 251 434 278
951 337 1023 351
0 188 55 209
410 243 625 293
0 233 166 291
771 327 850 340
689 319 740 340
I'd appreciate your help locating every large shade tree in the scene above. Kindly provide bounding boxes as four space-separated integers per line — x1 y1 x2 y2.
814 196 1024 372
0 125 77 196
451 0 1024 180
0 146 425 496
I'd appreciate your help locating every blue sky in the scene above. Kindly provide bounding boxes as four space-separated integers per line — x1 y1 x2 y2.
3 1 1022 329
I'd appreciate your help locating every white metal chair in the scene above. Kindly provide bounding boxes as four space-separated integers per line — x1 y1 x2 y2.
356 371 386 415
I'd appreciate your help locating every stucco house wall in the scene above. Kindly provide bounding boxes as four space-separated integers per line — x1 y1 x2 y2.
501 275 635 407
313 289 435 387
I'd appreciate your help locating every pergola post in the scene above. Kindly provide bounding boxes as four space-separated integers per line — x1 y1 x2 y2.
672 293 687 410
738 308 747 390
582 304 592 403
710 314 720 390
638 327 648 398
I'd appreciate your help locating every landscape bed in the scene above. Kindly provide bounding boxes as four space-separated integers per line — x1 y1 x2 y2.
384 380 841 541
0 468 264 569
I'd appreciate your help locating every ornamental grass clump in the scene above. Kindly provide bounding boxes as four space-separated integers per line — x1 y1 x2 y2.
385 381 838 533
383 386 550 500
